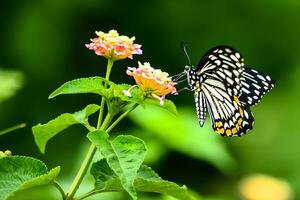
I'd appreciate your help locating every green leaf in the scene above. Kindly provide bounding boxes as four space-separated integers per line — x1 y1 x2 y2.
134 165 190 200
129 107 236 173
113 84 144 104
88 131 147 200
143 99 178 116
48 77 115 99
106 84 144 114
91 159 192 200
32 104 99 153
0 69 24 103
114 84 177 115
48 76 177 115
0 156 60 200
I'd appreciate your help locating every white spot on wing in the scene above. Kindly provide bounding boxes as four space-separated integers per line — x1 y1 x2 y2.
230 54 238 62
224 70 232 77
242 88 250 94
257 74 266 81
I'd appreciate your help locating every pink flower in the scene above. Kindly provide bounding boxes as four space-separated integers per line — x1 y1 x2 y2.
86 30 142 60
125 62 177 105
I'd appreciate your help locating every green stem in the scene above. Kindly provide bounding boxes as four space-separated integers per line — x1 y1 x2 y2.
0 123 26 136
72 105 138 200
97 59 114 128
106 104 138 133
53 181 67 200
66 144 96 199
66 114 113 200
75 190 96 200
66 59 114 200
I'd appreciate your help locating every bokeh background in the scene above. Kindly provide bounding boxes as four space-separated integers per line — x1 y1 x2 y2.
0 0 299 199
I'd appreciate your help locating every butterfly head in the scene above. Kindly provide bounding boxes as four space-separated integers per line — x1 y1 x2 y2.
184 65 191 71
184 65 199 90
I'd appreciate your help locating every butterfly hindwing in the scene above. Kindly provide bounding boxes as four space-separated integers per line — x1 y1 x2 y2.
200 77 254 136
240 67 275 106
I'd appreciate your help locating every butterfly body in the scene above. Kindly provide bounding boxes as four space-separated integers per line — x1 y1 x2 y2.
184 46 274 136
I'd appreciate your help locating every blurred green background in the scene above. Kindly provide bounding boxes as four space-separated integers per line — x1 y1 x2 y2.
0 0 299 199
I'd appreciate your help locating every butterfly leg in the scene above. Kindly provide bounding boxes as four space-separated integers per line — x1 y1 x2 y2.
176 87 192 94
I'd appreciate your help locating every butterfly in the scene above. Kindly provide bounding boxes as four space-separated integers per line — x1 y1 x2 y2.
174 45 275 136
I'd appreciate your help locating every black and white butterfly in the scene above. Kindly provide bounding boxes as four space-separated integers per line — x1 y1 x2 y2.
174 45 274 136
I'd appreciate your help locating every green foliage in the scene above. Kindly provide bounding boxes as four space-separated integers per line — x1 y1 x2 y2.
0 156 60 200
48 77 177 115
112 84 177 115
32 104 100 153
49 77 114 99
143 99 178 116
48 77 143 107
88 131 147 200
0 69 25 136
0 69 24 103
129 106 236 173
91 159 193 200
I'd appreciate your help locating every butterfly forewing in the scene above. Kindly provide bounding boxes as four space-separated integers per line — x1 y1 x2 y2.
196 46 244 97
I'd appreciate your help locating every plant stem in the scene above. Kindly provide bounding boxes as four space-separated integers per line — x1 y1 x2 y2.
74 190 96 200
0 123 26 136
66 144 96 199
97 59 114 128
66 114 113 200
72 105 138 200
106 104 138 133
66 59 114 200
53 181 67 200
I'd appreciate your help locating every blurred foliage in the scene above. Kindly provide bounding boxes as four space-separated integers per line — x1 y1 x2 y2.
0 69 24 103
0 0 299 199
129 106 236 173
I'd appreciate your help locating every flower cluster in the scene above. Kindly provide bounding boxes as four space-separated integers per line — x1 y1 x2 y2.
86 30 177 105
125 62 177 105
86 30 142 60
239 174 293 200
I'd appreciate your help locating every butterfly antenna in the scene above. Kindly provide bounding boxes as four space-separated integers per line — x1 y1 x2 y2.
180 41 191 66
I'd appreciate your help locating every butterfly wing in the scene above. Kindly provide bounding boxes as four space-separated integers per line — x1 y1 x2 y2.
240 67 275 106
200 77 254 136
196 46 244 96
195 46 254 136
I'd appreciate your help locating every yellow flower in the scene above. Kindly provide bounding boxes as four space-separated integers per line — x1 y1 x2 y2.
0 150 12 158
239 174 293 200
86 30 142 60
125 62 177 105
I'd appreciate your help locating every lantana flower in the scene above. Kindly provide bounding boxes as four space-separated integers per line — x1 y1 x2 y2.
239 174 293 200
124 62 177 105
85 30 142 60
